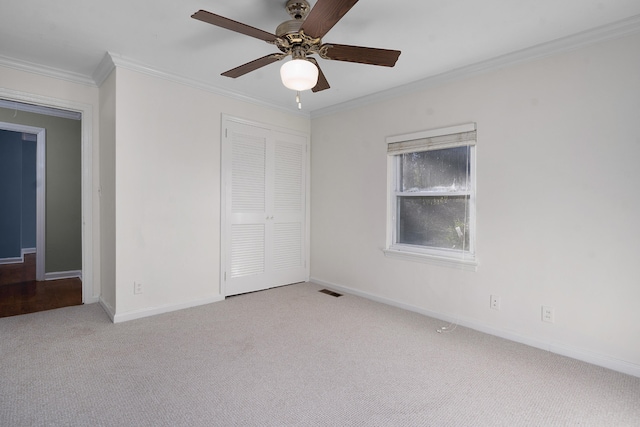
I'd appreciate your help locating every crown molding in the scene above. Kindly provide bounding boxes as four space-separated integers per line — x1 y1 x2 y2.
93 52 308 117
91 52 116 87
0 54 97 87
310 13 640 119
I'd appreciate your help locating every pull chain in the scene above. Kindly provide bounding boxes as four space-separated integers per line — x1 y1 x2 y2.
296 91 302 110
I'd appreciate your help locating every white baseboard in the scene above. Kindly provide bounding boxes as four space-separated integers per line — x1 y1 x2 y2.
111 295 225 324
84 295 100 304
0 256 23 265
99 297 116 322
45 270 82 281
0 249 35 265
310 276 640 378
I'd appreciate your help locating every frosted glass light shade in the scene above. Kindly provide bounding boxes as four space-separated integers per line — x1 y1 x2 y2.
280 59 318 91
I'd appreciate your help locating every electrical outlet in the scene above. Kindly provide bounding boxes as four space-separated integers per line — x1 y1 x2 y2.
134 282 143 295
490 295 500 310
542 305 555 323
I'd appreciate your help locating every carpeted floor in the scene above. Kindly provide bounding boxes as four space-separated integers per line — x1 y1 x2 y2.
1 282 639 426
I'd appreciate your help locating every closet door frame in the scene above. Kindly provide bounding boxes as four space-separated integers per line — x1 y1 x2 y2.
220 115 310 296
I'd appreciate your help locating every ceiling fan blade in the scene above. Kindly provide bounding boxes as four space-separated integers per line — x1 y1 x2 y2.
308 58 330 92
322 44 401 67
221 54 283 78
191 10 278 43
300 0 359 39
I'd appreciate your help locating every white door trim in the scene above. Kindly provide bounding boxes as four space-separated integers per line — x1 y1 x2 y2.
0 88 95 303
0 122 46 279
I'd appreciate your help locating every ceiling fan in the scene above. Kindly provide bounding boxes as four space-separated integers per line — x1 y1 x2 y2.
191 0 401 103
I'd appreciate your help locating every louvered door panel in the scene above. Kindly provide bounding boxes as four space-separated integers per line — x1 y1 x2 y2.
273 222 302 270
274 140 304 212
232 135 265 213
230 224 265 278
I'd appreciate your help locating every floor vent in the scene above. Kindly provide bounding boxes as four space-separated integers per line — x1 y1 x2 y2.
319 289 342 297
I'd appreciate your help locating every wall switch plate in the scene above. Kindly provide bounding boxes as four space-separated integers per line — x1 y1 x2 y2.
542 305 555 323
490 295 500 310
134 282 143 295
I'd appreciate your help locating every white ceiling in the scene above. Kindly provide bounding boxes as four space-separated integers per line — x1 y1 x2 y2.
1 0 640 114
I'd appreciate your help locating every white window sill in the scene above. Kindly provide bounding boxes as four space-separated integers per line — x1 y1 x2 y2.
383 248 478 271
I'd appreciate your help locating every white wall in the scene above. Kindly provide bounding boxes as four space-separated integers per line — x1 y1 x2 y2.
110 67 309 320
99 70 117 312
310 33 640 376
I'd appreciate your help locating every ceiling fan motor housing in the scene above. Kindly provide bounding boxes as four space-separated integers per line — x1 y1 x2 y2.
276 1 322 58
277 0 313 48
276 20 304 39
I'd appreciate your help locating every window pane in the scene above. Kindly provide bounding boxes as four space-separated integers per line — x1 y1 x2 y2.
401 147 469 192
397 196 470 250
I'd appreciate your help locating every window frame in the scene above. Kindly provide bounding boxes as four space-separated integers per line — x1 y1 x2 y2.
384 123 478 271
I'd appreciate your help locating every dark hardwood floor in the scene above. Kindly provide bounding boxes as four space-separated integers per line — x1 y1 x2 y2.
0 254 82 318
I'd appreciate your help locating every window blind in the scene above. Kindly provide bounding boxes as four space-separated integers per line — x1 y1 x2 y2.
387 130 476 155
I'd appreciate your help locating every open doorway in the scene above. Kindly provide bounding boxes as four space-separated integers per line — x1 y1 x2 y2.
0 99 87 316
0 90 94 307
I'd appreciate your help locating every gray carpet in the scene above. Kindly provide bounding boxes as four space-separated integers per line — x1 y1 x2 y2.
1 282 639 426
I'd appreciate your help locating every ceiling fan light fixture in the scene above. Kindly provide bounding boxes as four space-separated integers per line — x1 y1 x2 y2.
280 58 318 91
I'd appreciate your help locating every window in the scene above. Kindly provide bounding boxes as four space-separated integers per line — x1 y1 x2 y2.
385 123 477 269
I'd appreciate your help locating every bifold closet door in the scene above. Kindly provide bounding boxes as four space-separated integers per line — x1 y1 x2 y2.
222 118 308 296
